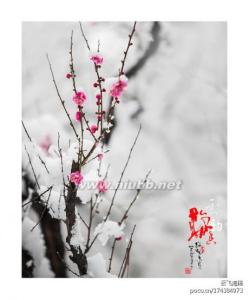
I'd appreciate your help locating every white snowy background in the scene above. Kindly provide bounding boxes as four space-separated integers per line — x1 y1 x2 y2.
22 22 227 277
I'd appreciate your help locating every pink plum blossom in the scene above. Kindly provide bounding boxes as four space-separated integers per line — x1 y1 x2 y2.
97 153 103 161
69 171 83 186
88 124 98 134
72 91 87 106
75 111 82 122
97 180 108 193
90 54 103 66
66 73 72 79
110 78 128 98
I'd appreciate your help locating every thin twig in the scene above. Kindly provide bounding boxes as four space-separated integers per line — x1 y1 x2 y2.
108 170 150 272
97 143 105 177
57 132 66 196
22 121 50 174
84 149 110 166
118 225 136 277
22 120 32 142
46 54 80 142
92 163 110 210
78 106 85 163
82 113 98 143
88 127 141 254
119 169 152 225
105 21 137 139
86 231 98 252
108 238 117 272
104 125 142 222
69 30 77 94
22 186 52 207
25 146 40 190
84 198 93 253
78 212 89 229
69 31 86 163
78 22 105 134
93 63 104 133
37 155 50 175
85 162 111 251
79 22 91 51
82 138 100 166
119 22 137 76
31 186 53 231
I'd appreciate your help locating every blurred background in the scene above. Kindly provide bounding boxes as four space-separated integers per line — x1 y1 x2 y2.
22 22 227 277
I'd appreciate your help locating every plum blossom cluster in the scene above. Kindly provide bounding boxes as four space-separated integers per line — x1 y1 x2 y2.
90 54 103 66
68 54 129 135
97 180 108 193
23 22 138 278
69 171 108 193
72 91 87 106
110 76 128 103
69 171 83 186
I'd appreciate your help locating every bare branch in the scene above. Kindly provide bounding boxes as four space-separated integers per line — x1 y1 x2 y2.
119 22 137 76
81 164 111 253
22 120 32 142
118 225 136 277
69 30 77 94
84 198 93 253
82 113 98 143
82 138 100 166
22 121 50 174
104 125 142 222
78 212 89 229
108 169 150 273
22 185 52 207
79 22 91 51
46 54 80 142
119 169 151 225
31 186 53 231
78 22 106 134
84 149 110 166
57 132 66 197
105 21 137 142
108 238 117 272
93 63 104 133
24 146 40 190
79 23 105 134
